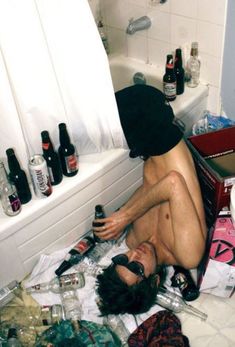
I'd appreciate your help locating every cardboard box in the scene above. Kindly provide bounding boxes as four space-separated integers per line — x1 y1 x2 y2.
187 127 235 227
198 212 235 297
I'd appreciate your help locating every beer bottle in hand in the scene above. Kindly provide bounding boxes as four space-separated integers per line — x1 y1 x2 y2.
92 204 106 243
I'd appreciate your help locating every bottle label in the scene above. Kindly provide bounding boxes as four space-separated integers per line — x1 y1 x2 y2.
48 166 55 184
9 194 21 212
174 273 188 291
58 273 84 288
65 154 78 174
163 82 176 99
73 238 93 254
42 142 50 150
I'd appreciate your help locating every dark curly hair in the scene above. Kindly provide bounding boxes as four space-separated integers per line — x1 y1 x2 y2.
96 264 166 316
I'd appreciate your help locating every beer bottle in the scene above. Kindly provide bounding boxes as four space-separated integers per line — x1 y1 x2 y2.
55 236 95 276
58 123 78 177
163 54 176 101
171 265 199 301
6 148 32 204
41 130 63 185
92 204 106 243
174 48 185 95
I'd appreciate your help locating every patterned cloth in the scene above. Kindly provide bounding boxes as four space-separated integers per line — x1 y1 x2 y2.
128 310 190 347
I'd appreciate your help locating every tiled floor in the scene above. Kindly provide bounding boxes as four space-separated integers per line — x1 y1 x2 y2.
178 292 235 347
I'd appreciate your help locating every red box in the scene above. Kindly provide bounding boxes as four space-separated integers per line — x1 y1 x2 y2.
198 212 235 297
187 127 235 227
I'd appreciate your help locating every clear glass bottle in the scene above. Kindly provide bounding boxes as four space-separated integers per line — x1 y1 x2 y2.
163 54 177 101
0 280 20 308
7 324 22 347
25 272 85 294
60 290 82 331
6 148 32 204
103 314 129 347
186 42 200 88
75 257 104 277
0 161 21 217
156 288 207 320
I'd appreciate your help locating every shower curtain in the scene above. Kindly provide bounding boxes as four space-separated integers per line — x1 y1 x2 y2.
0 0 125 170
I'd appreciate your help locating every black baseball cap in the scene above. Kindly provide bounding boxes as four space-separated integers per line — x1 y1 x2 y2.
115 85 183 159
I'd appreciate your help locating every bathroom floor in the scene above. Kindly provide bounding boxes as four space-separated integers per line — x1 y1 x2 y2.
178 291 235 347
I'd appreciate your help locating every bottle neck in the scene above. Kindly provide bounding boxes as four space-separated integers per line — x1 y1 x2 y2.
0 162 9 185
59 129 71 147
7 155 21 173
190 48 198 57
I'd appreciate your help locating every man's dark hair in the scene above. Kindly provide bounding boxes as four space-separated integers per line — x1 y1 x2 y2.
96 264 166 315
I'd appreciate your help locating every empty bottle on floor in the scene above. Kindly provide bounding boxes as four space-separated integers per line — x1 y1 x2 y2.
0 280 20 308
55 236 95 276
103 314 129 347
26 272 85 294
61 290 82 331
156 287 207 320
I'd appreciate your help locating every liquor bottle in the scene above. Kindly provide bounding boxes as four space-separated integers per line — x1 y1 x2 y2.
186 42 200 88
41 131 63 186
75 257 104 277
58 123 78 177
98 19 109 55
92 204 106 243
25 272 85 294
103 314 129 347
0 161 21 216
174 48 185 95
0 280 20 308
61 290 82 331
171 265 199 301
55 236 96 276
156 288 207 320
7 324 22 347
163 54 176 101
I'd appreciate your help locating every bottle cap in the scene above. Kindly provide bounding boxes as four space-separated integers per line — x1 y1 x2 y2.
6 148 15 157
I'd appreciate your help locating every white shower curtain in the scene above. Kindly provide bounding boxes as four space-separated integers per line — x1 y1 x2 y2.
0 0 125 170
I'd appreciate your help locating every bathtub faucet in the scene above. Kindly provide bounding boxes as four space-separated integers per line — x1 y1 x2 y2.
126 16 151 35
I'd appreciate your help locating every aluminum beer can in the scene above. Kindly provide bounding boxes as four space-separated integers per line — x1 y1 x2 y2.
29 154 52 198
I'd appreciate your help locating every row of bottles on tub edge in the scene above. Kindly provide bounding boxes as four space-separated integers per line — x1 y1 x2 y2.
0 123 78 217
163 42 200 102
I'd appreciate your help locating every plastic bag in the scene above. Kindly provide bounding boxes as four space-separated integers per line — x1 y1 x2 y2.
192 110 235 136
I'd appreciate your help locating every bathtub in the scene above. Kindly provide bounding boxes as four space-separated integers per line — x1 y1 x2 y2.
0 55 208 287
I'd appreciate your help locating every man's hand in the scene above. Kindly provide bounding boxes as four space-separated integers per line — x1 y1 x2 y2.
93 209 130 241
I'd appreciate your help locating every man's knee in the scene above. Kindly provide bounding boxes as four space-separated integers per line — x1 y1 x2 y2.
166 170 186 192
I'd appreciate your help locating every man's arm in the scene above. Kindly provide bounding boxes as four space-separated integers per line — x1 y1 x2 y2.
94 170 206 268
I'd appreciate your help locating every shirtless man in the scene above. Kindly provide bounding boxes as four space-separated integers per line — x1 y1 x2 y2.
94 85 207 315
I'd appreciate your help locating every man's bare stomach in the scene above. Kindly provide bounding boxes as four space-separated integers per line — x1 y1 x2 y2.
126 203 178 265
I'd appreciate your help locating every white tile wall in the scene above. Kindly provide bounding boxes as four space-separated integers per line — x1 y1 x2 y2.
88 0 228 114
